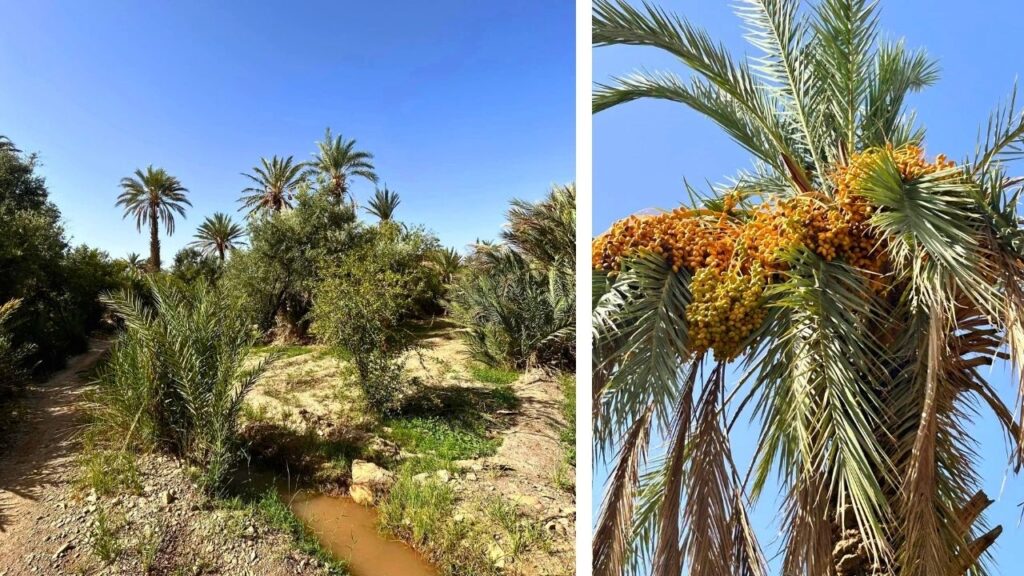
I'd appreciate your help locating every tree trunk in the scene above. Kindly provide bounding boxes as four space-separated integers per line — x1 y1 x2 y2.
148 205 160 272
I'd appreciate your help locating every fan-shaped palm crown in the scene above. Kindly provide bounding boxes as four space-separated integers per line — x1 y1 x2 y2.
116 166 190 272
124 252 146 271
366 186 400 221
190 212 246 262
239 156 305 216
429 247 463 285
592 2 1024 576
309 127 378 202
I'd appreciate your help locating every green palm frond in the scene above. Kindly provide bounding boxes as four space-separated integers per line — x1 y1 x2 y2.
366 186 401 221
190 212 246 261
308 127 378 202
239 155 305 216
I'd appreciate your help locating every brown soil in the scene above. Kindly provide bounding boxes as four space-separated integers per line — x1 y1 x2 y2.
0 340 333 576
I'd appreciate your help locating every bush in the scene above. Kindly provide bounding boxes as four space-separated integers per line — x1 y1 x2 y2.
93 278 272 492
0 299 32 398
0 142 123 375
449 184 575 370
220 188 361 340
450 248 574 369
311 224 438 414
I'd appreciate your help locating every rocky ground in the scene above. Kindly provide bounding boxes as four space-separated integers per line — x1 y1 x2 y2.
0 329 576 576
0 341 333 576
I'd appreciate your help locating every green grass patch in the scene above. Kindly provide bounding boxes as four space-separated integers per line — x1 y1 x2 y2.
490 384 519 410
558 373 576 466
386 417 499 463
222 489 348 575
379 467 497 575
77 448 142 496
469 364 519 386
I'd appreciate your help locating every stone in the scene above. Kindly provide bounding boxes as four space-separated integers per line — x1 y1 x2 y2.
162 491 176 505
464 473 478 482
412 472 430 483
351 460 394 488
435 470 451 483
350 484 374 506
52 543 72 560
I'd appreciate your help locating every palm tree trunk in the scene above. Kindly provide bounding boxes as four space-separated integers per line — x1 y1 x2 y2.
149 205 160 272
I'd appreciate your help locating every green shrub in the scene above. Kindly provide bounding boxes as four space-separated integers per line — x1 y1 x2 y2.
311 225 437 414
94 278 272 492
0 299 32 398
449 184 575 370
450 249 573 369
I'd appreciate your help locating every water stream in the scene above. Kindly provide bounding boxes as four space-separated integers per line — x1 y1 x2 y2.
232 469 438 576
283 490 438 576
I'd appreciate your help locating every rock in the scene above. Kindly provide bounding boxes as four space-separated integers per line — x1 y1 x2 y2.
351 460 394 488
52 543 72 560
350 484 375 506
435 470 451 483
412 472 431 483
465 473 478 482
162 490 176 505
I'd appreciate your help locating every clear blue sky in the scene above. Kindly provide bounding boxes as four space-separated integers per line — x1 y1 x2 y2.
0 1 574 258
595 1 1024 573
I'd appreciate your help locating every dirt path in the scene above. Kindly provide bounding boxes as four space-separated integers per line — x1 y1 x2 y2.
0 338 111 567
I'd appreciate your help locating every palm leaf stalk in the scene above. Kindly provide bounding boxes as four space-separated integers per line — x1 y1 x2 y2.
592 1 1024 574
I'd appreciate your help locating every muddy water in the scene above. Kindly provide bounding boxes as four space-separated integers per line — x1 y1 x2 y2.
284 490 439 576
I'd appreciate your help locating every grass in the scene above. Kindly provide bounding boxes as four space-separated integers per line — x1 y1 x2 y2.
490 384 519 410
558 373 575 466
386 416 499 463
485 496 549 560
469 364 519 386
77 447 142 496
221 488 348 575
378 467 497 575
89 507 124 565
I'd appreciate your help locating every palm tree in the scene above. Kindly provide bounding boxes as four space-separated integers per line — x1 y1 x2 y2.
116 166 190 272
592 2 1024 576
239 156 305 216
0 135 19 154
504 183 575 271
428 247 463 285
366 186 400 221
190 212 246 262
308 127 378 202
124 252 147 271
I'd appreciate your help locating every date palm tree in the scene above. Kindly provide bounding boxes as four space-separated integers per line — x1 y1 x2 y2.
239 156 305 216
190 212 246 262
124 252 147 271
308 127 378 202
366 186 400 221
592 2 1024 575
428 247 463 285
116 166 190 272
0 135 18 154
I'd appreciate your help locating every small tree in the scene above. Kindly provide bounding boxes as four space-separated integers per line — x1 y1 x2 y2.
311 225 435 414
